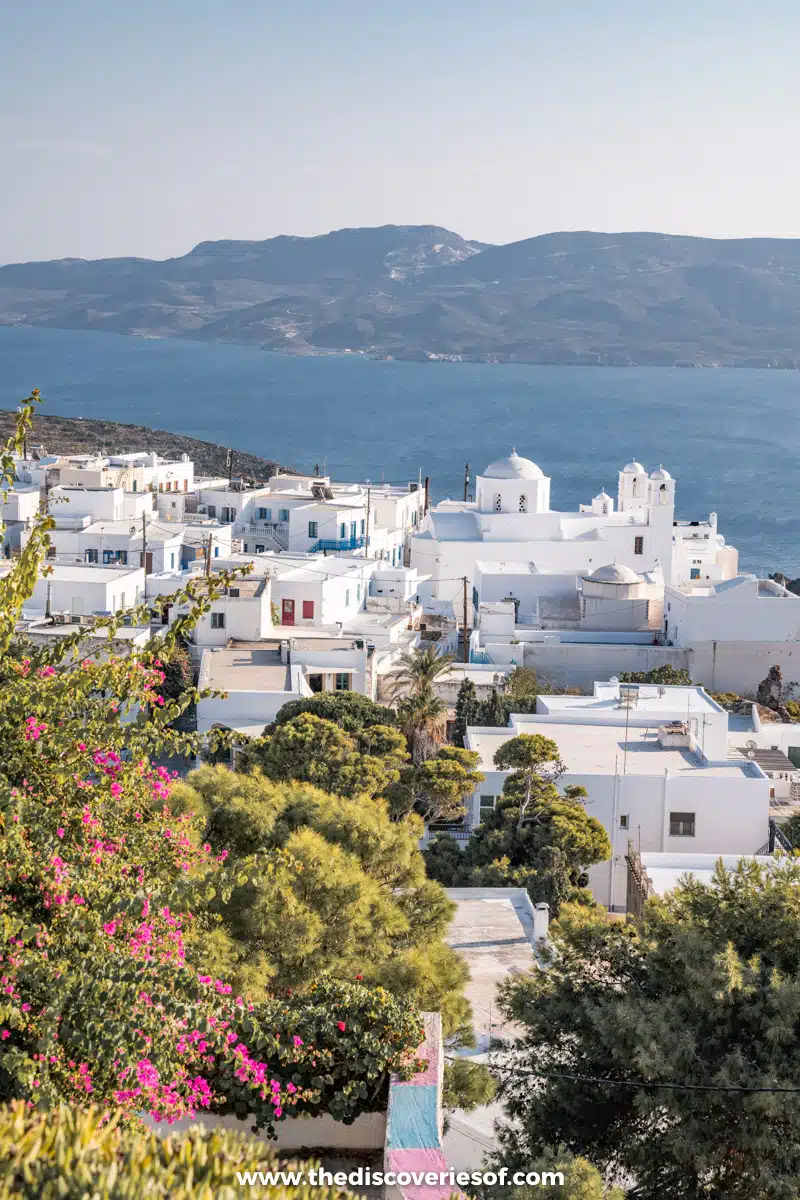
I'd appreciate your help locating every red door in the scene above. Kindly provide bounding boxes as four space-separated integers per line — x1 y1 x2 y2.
282 599 295 626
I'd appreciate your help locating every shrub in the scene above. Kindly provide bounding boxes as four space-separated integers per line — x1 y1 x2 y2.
0 1101 356 1200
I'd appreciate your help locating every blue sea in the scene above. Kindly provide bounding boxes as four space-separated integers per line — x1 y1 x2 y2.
1 325 799 574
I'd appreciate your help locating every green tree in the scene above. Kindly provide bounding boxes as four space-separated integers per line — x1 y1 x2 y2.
0 1101 359 1200
505 666 541 701
620 665 692 685
386 746 484 824
495 863 800 1198
395 691 449 763
387 644 455 700
443 1058 497 1113
507 1152 624 1199
424 734 609 911
271 690 396 734
493 733 566 828
172 767 472 1034
479 687 508 727
239 712 407 798
453 676 479 747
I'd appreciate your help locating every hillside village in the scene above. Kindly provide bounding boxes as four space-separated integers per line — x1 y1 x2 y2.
4 412 800 1192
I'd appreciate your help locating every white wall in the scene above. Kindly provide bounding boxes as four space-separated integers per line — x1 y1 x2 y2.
50 486 123 522
468 766 769 910
30 567 145 616
666 579 800 645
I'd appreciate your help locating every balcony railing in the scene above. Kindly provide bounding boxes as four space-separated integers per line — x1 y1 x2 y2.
236 522 289 551
309 536 365 553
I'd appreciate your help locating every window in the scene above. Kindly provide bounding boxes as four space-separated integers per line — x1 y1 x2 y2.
519 493 527 513
360 519 365 535
472 586 479 609
214 546 219 557
171 501 176 509
169 552 175 569
302 600 314 619
690 568 700 580
339 523 346 539
207 505 216 518
228 587 240 598
132 481 138 492
494 493 502 512
308 521 318 538
345 589 351 606
634 536 644 555
210 612 225 630
619 814 629 829
103 550 127 565
255 544 265 553
356 584 361 601
412 511 417 525
221 506 235 523
166 481 171 492
85 549 99 563
257 507 271 522
335 672 350 692
350 522 357 540
279 509 289 522
480 794 495 821
669 811 695 837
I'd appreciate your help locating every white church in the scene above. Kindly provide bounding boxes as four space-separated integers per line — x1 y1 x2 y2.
410 450 738 623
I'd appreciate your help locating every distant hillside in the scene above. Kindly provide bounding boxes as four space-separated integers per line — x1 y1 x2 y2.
5 225 800 365
0 410 295 480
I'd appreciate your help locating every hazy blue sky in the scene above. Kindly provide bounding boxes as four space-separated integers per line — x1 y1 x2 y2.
2 1 799 263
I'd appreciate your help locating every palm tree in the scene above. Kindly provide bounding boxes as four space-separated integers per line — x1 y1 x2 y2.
396 691 449 764
387 645 455 701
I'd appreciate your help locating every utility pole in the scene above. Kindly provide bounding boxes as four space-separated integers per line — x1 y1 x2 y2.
424 476 430 515
463 462 470 502
226 448 234 485
364 482 371 558
141 513 148 601
205 533 213 577
462 575 469 664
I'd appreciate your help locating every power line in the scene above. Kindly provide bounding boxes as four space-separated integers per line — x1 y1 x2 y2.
492 1063 800 1095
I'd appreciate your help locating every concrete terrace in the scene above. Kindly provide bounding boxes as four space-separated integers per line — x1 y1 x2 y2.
467 721 759 778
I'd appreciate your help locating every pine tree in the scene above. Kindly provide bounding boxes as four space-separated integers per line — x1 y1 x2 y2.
453 677 479 746
494 863 800 1197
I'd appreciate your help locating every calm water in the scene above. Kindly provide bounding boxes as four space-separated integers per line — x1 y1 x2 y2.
1 326 799 574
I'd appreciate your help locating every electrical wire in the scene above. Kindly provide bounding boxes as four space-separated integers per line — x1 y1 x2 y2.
490 1063 800 1095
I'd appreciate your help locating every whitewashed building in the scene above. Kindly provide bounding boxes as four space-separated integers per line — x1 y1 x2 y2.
411 451 736 617
22 562 146 620
463 680 769 911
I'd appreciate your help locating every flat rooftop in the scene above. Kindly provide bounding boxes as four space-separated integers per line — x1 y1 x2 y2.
468 720 758 778
203 647 290 692
539 682 723 719
444 890 535 1052
641 852 784 896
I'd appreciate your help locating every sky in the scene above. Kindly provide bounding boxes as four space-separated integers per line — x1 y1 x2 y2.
2 0 800 264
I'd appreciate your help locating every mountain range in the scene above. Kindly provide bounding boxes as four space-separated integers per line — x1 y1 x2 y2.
4 225 800 366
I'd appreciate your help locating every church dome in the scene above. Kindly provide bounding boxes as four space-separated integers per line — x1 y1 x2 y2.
594 489 612 502
650 465 672 480
585 563 642 584
483 449 544 480
622 460 645 474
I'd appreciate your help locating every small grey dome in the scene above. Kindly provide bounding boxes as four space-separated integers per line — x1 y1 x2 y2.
622 460 645 474
585 563 642 584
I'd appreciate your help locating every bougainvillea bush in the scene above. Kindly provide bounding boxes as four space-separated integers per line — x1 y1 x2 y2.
0 393 423 1129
